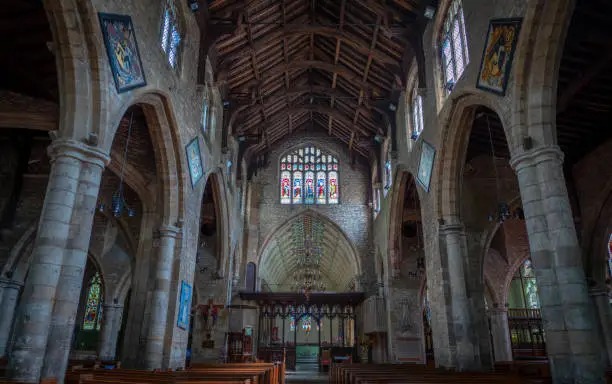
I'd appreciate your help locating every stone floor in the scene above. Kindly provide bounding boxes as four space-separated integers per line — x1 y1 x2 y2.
285 362 328 383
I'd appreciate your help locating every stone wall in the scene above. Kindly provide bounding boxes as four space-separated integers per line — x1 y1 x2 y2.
245 132 376 290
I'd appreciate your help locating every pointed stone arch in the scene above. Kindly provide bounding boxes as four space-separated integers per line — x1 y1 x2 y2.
257 210 362 292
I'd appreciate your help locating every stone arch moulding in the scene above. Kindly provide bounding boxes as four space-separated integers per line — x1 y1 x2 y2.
43 0 111 143
106 92 186 227
510 0 575 148
256 210 363 289
435 90 514 222
387 167 422 277
200 169 231 278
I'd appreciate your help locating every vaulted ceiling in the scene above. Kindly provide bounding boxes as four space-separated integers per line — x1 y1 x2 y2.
258 214 359 292
206 0 431 159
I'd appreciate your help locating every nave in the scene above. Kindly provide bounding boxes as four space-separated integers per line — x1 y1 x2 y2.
0 0 611 383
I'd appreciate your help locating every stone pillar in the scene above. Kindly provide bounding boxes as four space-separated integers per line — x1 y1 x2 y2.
0 279 23 356
9 140 108 382
511 146 605 383
589 286 612 368
144 225 180 369
99 304 125 361
439 223 479 371
41 142 108 382
487 307 512 362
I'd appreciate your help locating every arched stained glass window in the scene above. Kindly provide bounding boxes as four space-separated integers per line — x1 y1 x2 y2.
440 0 469 94
83 272 103 330
411 84 424 139
290 315 296 331
280 146 339 205
607 234 612 279
508 258 540 309
160 0 182 69
423 288 431 326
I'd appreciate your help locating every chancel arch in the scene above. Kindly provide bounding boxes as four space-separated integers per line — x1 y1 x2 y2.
258 213 361 293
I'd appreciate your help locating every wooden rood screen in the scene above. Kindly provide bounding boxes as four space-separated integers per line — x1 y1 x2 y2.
507 308 546 359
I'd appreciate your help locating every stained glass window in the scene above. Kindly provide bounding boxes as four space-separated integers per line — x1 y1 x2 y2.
508 258 540 309
280 146 339 204
290 315 296 331
201 103 209 134
83 272 103 330
411 84 424 139
608 234 612 279
301 316 312 334
423 289 431 326
160 0 182 69
440 0 469 94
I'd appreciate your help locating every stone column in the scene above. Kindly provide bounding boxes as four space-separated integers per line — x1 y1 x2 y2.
511 146 605 383
144 225 180 369
0 279 23 356
439 223 479 371
589 286 612 368
99 304 125 361
8 140 108 383
41 142 108 382
487 307 512 362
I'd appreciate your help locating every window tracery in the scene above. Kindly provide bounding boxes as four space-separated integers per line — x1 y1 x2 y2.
509 258 540 309
280 146 339 205
160 0 182 69
440 0 469 94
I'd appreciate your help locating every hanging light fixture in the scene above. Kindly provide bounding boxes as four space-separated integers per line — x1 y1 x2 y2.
481 112 523 224
97 111 136 218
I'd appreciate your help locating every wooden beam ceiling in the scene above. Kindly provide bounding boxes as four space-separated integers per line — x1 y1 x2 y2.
211 0 428 161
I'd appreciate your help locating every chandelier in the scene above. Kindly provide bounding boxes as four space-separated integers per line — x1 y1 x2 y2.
97 111 136 218
480 112 523 224
290 249 326 295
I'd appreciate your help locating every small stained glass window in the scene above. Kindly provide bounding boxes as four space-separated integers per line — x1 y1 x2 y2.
201 103 209 134
160 0 182 69
279 146 339 204
411 85 424 139
301 315 312 334
607 234 612 279
439 0 469 94
83 272 103 330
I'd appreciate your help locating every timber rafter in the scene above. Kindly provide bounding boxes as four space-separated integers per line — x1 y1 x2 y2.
210 0 429 160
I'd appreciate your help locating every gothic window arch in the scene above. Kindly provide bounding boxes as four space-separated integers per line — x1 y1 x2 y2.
508 258 540 309
83 272 103 331
201 87 210 135
409 83 424 140
607 233 612 280
383 147 392 197
160 0 182 69
280 146 339 205
439 0 469 94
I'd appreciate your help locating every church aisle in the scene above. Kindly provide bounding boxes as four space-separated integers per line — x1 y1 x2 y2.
286 362 328 383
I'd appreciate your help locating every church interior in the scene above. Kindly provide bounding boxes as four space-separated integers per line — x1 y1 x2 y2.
0 0 611 383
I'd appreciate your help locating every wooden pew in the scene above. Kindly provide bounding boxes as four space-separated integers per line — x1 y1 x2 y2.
66 361 284 384
331 363 552 384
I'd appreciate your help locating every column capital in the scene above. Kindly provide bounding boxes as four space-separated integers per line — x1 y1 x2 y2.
158 224 181 238
0 278 23 290
439 223 464 235
48 139 111 169
588 285 608 297
487 307 508 315
103 303 125 310
509 145 564 173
